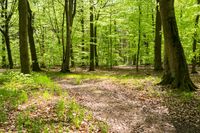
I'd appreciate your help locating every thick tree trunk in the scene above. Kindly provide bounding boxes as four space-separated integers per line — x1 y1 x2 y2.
89 0 95 71
27 0 41 71
191 0 200 74
154 0 163 71
159 0 197 91
18 0 31 74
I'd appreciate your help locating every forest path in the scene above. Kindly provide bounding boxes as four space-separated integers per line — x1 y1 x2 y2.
55 68 176 133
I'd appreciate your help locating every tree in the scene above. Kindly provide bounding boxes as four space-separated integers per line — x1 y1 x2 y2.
154 0 163 71
0 0 16 69
18 0 31 74
159 0 197 91
80 0 85 66
61 0 76 72
191 0 200 74
136 3 141 72
89 0 95 71
27 0 41 71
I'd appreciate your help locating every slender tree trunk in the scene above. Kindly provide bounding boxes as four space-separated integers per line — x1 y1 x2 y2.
71 45 75 67
136 4 141 72
1 0 14 69
81 5 85 66
154 0 163 71
191 0 200 74
89 0 95 71
61 0 76 72
27 0 40 71
159 0 197 91
61 9 65 63
18 0 30 74
61 0 71 72
0 7 6 68
4 28 13 69
40 26 46 68
109 9 113 69
94 25 99 67
1 36 6 68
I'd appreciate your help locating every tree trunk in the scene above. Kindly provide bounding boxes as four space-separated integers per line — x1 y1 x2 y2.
4 29 13 69
61 0 71 72
0 0 14 69
89 0 95 71
81 4 85 67
40 26 46 68
191 0 200 74
27 0 41 71
94 25 99 67
1 37 6 68
159 0 197 91
61 0 76 72
136 4 141 72
109 9 113 69
154 0 163 71
18 0 31 74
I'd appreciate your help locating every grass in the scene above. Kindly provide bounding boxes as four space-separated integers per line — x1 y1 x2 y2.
0 70 108 132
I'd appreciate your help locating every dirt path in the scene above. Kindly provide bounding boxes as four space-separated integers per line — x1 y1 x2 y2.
57 77 176 133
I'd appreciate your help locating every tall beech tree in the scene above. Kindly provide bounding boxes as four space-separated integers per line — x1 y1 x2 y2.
159 0 197 91
154 0 163 71
61 0 76 72
27 0 41 71
18 0 31 74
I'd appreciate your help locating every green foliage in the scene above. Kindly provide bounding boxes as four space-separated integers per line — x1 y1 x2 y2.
98 122 109 133
67 100 85 128
0 71 59 124
55 100 66 119
54 99 87 129
17 111 43 133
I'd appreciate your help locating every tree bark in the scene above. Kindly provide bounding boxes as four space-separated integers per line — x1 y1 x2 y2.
27 0 41 71
154 0 163 71
159 0 197 91
18 0 31 74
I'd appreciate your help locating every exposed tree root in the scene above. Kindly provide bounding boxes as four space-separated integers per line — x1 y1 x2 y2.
158 74 174 85
60 69 70 73
159 74 197 91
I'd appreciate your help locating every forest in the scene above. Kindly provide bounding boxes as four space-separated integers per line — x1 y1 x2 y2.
0 0 200 132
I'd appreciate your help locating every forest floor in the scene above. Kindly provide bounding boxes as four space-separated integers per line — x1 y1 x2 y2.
1 66 200 133
50 66 200 133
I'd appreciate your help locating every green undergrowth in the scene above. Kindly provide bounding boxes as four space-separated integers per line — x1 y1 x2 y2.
0 71 108 132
